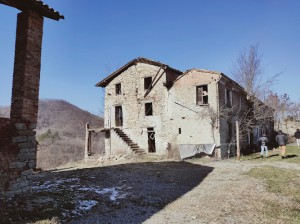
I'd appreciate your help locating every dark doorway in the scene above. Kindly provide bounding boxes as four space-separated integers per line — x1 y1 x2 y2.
115 106 123 127
147 127 156 153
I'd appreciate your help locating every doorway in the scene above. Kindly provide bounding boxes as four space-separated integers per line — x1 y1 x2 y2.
115 106 123 127
147 127 156 153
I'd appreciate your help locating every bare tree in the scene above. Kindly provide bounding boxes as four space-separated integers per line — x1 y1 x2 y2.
231 44 263 96
231 44 280 100
229 44 281 155
264 92 295 130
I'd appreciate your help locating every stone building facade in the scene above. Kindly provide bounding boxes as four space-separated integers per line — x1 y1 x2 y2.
0 0 63 197
96 58 271 158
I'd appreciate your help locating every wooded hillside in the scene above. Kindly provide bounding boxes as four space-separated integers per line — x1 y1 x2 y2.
0 99 104 169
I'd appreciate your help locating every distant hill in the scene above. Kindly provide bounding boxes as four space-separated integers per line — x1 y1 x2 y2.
37 99 103 138
0 106 9 118
0 99 105 169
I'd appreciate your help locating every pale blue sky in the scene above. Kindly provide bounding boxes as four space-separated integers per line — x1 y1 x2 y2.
1 0 299 115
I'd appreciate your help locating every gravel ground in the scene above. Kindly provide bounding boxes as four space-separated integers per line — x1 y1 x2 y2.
1 153 299 224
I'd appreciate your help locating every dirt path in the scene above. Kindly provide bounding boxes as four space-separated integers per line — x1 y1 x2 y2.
1 155 299 224
143 160 288 224
67 156 300 224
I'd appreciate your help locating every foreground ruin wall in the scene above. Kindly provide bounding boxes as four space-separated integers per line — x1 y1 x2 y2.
0 118 37 196
0 10 43 197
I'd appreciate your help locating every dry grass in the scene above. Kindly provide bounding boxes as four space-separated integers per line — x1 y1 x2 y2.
246 166 300 223
244 146 300 223
241 146 300 163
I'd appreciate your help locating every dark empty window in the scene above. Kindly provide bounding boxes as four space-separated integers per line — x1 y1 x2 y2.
144 77 152 90
196 85 208 105
226 88 232 107
179 128 181 134
115 83 121 95
115 106 123 126
145 102 153 116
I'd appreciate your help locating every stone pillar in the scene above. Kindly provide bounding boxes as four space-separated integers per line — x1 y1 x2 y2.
10 10 44 124
0 10 44 196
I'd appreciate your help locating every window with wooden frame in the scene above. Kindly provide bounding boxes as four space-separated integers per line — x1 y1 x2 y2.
145 102 153 116
196 85 208 105
144 77 152 91
225 88 232 107
115 83 121 95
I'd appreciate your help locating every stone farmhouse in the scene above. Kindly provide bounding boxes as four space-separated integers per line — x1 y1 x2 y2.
96 58 272 159
0 0 63 197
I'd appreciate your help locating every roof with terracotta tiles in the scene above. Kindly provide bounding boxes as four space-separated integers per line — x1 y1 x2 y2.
0 0 64 20
96 57 183 87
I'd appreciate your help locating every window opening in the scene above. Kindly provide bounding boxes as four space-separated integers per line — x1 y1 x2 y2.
115 83 121 95
115 106 123 126
196 85 208 105
227 122 232 143
225 88 232 107
179 128 181 134
144 77 152 90
145 102 153 116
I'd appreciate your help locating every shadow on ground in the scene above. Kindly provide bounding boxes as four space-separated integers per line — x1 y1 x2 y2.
1 161 213 224
284 154 298 159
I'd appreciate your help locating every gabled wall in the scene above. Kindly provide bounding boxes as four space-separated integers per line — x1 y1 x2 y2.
104 62 181 155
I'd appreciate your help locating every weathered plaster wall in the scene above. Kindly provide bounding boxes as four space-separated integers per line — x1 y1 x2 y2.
167 70 221 147
104 130 132 155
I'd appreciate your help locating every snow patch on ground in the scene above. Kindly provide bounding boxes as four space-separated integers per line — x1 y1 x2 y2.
33 178 80 191
79 186 128 201
78 200 98 210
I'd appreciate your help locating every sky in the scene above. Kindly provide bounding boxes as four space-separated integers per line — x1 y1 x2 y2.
1 0 299 115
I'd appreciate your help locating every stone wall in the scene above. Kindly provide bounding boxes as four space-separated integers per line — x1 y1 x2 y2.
104 63 181 155
0 119 37 197
103 66 253 158
167 70 221 147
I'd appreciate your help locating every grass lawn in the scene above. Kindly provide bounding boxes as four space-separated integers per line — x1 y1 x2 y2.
245 146 300 223
241 145 300 163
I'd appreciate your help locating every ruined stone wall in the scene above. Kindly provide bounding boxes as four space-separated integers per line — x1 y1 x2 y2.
0 10 43 196
275 120 300 137
0 119 37 196
104 63 180 155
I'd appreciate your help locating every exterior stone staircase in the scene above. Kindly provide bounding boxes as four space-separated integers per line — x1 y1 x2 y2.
113 128 146 155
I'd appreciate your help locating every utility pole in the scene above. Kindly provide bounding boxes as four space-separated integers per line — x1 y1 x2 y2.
236 120 240 161
85 122 91 161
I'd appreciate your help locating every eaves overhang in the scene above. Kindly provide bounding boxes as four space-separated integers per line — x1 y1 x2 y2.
96 57 182 88
0 0 64 20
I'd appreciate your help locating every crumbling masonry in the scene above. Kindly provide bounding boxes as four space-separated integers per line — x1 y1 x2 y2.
0 0 63 197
